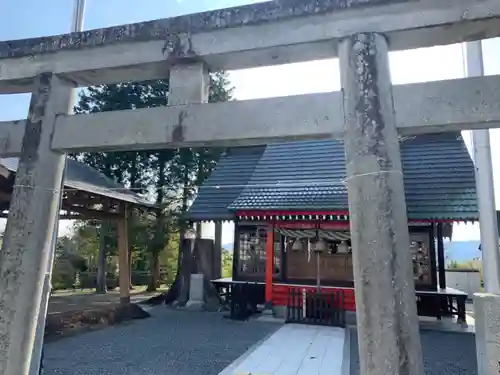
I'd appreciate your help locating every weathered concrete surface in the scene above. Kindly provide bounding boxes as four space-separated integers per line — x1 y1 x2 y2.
340 33 423 375
43 74 500 153
473 293 500 375
168 62 209 106
43 308 279 375
0 0 411 59
0 120 26 157
0 72 499 155
50 91 343 152
1 0 500 92
0 73 71 375
394 74 500 136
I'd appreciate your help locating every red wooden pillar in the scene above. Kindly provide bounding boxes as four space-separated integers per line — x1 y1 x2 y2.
265 224 275 308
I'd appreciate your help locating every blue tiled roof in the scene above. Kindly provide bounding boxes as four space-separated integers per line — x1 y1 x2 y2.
186 146 265 221
187 133 478 221
229 140 349 210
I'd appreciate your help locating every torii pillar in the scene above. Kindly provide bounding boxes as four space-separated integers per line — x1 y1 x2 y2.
339 33 424 375
0 73 70 374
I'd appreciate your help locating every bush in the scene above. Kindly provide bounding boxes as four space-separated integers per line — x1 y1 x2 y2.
131 271 150 286
51 259 76 290
106 277 118 290
79 272 97 289
77 272 117 290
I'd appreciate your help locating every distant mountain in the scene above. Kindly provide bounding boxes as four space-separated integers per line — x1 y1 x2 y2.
444 240 481 264
222 243 234 252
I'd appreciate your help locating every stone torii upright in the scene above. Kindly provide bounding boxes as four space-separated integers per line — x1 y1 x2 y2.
1 1 500 374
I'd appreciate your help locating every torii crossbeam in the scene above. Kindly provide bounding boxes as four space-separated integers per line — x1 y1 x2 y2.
0 1 499 375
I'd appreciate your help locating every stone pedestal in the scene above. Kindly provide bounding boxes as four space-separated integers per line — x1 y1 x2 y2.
186 273 205 310
474 293 500 375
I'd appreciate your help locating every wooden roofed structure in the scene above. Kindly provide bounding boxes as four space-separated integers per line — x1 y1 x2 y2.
191 133 477 324
188 133 477 224
0 157 155 220
0 157 156 306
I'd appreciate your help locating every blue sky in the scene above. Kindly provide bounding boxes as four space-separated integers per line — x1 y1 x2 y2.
0 0 266 122
0 0 499 243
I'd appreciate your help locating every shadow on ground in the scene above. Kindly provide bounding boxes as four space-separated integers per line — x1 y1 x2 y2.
48 289 162 314
44 307 279 375
349 328 477 375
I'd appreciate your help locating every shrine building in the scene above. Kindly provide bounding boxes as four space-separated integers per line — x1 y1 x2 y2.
187 133 476 325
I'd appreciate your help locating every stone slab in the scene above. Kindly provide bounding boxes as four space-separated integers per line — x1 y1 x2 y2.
473 293 500 375
186 273 205 311
218 324 346 375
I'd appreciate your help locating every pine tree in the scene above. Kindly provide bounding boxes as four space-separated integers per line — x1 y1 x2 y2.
72 73 234 295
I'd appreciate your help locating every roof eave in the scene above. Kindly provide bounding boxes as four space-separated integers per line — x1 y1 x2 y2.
183 212 235 222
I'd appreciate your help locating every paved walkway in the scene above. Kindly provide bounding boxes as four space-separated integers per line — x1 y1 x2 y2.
219 324 346 375
44 307 279 375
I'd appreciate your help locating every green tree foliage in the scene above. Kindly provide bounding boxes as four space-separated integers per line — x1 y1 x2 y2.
69 72 234 293
52 232 89 290
222 250 233 278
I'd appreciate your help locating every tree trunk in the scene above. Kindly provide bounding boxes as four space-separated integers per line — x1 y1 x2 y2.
166 239 220 307
128 158 138 290
147 215 165 292
96 162 113 294
175 238 192 305
162 163 191 305
128 247 133 290
174 164 192 305
147 251 160 292
96 221 108 294
158 154 220 307
127 212 134 290
155 256 161 288
147 152 167 293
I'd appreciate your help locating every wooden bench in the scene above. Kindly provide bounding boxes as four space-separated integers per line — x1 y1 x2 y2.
416 288 467 324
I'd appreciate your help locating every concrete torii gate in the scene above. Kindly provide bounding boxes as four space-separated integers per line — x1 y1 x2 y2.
1 1 500 374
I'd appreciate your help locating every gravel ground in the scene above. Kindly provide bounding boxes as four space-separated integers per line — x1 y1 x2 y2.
349 328 477 375
44 307 279 375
